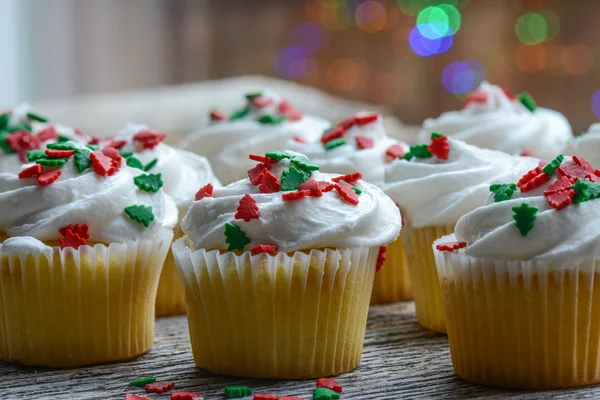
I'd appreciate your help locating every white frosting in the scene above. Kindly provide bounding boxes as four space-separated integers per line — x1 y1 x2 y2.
179 90 330 184
417 82 572 160
455 157 600 265
181 151 401 252
286 113 407 186
384 137 539 228
0 141 178 245
562 123 600 167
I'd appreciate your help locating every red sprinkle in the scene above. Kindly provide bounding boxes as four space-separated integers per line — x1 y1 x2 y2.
318 181 335 192
547 189 574 210
46 149 75 158
254 394 278 400
195 183 214 200
316 378 343 393
517 167 544 191
101 146 122 161
259 170 281 194
36 125 58 142
37 170 61 186
278 100 292 113
210 110 227 121
385 144 405 160
59 224 90 240
520 150 533 157
436 242 467 252
463 90 488 108
235 194 260 222
332 172 362 184
355 136 374 150
125 394 152 400
171 393 203 400
282 190 310 201
145 381 175 394
558 163 593 181
251 245 279 255
18 164 43 179
573 155 594 172
250 96 273 108
376 246 386 272
355 113 379 126
107 139 127 150
6 131 41 156
321 126 345 145
292 136 307 144
279 397 302 400
428 135 450 160
91 150 118 176
249 154 275 164
88 137 102 145
334 181 359 205
133 130 167 150
299 178 324 197
519 172 551 192
286 109 303 121
248 162 271 185
502 87 516 100
338 116 357 130
543 176 575 196
60 230 87 250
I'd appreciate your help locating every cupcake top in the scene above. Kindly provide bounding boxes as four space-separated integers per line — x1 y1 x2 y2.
449 154 600 265
0 140 178 250
98 123 220 216
178 89 330 184
181 150 401 253
416 82 572 160
562 123 600 166
286 112 408 186
0 103 88 173
384 134 539 229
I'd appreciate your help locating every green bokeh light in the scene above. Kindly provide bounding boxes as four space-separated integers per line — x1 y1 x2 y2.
416 5 460 39
538 9 560 40
515 13 548 45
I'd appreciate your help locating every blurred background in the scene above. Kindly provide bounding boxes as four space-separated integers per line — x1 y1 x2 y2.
2 0 597 132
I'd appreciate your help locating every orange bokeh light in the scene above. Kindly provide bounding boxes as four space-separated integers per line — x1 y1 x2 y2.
562 43 594 76
327 58 361 91
514 44 546 73
355 1 387 33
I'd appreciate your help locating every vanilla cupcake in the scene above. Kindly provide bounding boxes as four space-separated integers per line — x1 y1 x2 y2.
434 154 600 389
99 124 220 317
384 135 538 333
0 103 88 173
562 123 600 166
0 140 177 367
288 112 410 303
172 150 401 378
179 89 330 184
417 82 572 160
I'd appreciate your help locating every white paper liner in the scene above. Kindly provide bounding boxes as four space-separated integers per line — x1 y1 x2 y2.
0 229 174 367
172 238 378 379
434 233 600 389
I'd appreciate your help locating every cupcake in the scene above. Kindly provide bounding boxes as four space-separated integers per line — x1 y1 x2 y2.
384 134 538 333
0 103 88 173
172 150 401 378
562 123 600 166
288 112 411 303
434 154 600 389
416 82 572 160
0 140 177 367
179 89 330 184
98 123 220 317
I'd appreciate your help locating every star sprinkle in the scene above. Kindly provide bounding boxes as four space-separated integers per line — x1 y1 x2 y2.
436 242 467 252
462 90 488 108
282 189 310 201
316 378 342 393
18 164 43 179
145 382 175 394
195 183 214 200
37 170 61 186
313 388 340 400
133 130 167 150
334 181 359 205
541 154 564 176
324 138 346 151
251 245 279 255
489 183 517 202
299 178 324 197
321 126 345 145
235 194 260 221
124 205 155 227
428 135 450 160
385 144 405 160
355 113 379 125
134 173 164 193
259 170 281 193
518 91 537 112
291 155 320 171
376 246 386 272
332 172 362 184
355 136 374 149
512 203 538 236
281 165 309 191
225 386 252 399
224 222 251 252
248 162 271 185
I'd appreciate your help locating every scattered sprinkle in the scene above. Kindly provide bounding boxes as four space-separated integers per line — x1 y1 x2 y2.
338 116 356 130
291 155 320 171
352 184 362 195
313 387 340 400
74 148 92 173
124 205 155 227
558 163 593 181
101 147 123 162
292 136 307 144
27 149 46 162
144 158 158 172
542 154 564 176
376 246 386 272
547 189 575 210
257 114 287 124
171 393 203 400
195 183 214 200
126 156 144 170
36 126 57 142
45 149 75 158
229 107 250 121
36 157 67 167
251 244 279 255
250 96 273 108
436 242 467 252
518 91 537 112
120 151 134 158
321 127 345 145
355 113 379 125
245 92 262 100
26 111 48 122
281 165 309 191
254 395 278 400
248 162 271 185
47 142 77 151
18 164 43 179
489 183 517 202
60 229 87 250
108 139 127 150
282 189 311 201
280 397 302 400
210 110 227 121
502 87 516 100
224 222 251 252
145 381 175 394
520 150 532 157
428 135 450 160
409 144 432 158
316 378 342 394
59 224 90 239
265 150 291 161
133 130 167 150
570 179 600 204
334 181 359 205
235 194 260 222
324 138 346 151
249 154 275 164
37 170 61 186
134 173 163 193
259 170 281 193
462 90 488 108
517 167 551 192
129 376 156 387
573 155 594 172
355 136 374 150
225 385 253 399
512 202 538 236
125 394 152 400
91 151 118 176
385 144 405 160
544 176 575 195
332 172 362 184
299 178 323 197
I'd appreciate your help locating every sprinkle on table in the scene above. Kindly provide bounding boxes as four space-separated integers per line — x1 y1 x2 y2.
124 205 155 227
259 170 281 193
313 387 340 400
37 169 61 186
251 244 279 255
376 246 386 272
145 381 175 394
324 138 347 151
489 183 517 203
436 242 467 252
428 135 450 160
316 378 342 393
334 181 359 205
355 135 374 150
281 165 309 191
253 394 278 400
195 183 214 200
332 172 362 184
518 91 537 112
129 376 157 387
125 394 152 400
541 154 564 176
282 189 311 201
18 164 43 179
134 173 164 193
279 397 303 400
170 392 203 400
235 194 260 222
512 202 538 236
225 385 253 399
385 144 405 160
224 222 251 252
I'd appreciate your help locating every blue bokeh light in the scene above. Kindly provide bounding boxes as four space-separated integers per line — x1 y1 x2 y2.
273 46 315 79
408 26 453 57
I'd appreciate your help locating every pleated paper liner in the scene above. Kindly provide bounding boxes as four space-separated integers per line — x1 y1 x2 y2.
434 234 600 390
401 221 453 334
0 230 173 367
155 227 186 317
370 239 412 304
172 238 378 379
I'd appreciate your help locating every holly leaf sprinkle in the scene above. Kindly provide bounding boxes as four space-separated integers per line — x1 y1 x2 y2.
229 107 250 121
134 173 163 193
512 202 538 236
36 157 67 167
8 123 32 132
409 144 432 158
47 142 77 150
324 138 346 151
26 111 48 122
542 154 564 176
27 149 46 162
245 91 262 100
224 222 251 252
281 165 309 191
127 156 144 170
124 205 155 227
265 150 291 161
74 148 92 173
489 183 517 202
143 158 158 171
352 185 363 195
290 155 319 171
256 114 287 124
518 91 537 112
120 151 133 158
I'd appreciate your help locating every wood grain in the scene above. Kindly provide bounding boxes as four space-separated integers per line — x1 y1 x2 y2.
1 302 599 399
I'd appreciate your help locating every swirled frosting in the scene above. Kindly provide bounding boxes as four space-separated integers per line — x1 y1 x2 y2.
562 123 600 166
99 123 220 217
0 141 178 246
384 136 539 228
416 82 572 160
181 150 401 252
286 112 408 186
454 156 600 265
179 89 330 184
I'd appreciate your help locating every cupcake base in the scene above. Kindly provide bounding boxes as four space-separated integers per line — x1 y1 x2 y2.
173 239 377 379
155 251 186 317
370 239 412 304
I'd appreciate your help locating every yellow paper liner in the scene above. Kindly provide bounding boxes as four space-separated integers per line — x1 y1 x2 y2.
401 222 453 334
0 230 173 367
155 226 186 317
434 234 600 389
371 239 412 304
172 238 377 379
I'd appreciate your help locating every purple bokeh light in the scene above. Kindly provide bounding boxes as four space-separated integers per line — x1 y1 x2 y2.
408 26 453 57
442 62 476 95
290 22 323 55
591 90 600 118
273 46 315 79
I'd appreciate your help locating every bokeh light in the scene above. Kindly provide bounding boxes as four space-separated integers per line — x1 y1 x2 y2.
290 22 323 55
538 9 560 40
395 0 428 16
442 61 486 95
355 0 388 33
591 91 600 118
515 13 547 45
544 43 563 70
327 58 365 91
409 26 453 57
273 47 316 79
562 44 594 76
514 44 546 72
416 5 460 39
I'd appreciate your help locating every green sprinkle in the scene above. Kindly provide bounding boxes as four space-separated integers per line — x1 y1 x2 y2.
8 122 32 132
512 202 538 236
86 144 99 151
27 149 46 162
490 183 517 203
143 158 158 171
57 135 71 142
126 156 144 170
409 144 432 158
314 387 340 400
542 154 564 176
0 114 9 130
352 185 363 195
26 112 48 123
572 179 595 204
402 151 414 161
134 173 163 193
229 107 250 121
518 91 537 112
47 142 77 150
290 155 320 171
281 165 309 191
0 132 12 153
324 139 346 151
256 114 287 124
74 148 92 173
265 150 291 161
124 205 155 227
224 222 251 252
36 157 67 166
431 132 443 140
244 92 262 100
120 151 133 158
129 376 156 387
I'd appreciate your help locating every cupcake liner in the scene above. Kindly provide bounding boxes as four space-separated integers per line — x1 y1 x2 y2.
172 238 378 379
401 222 453 334
370 238 412 304
434 234 600 389
155 252 186 317
0 230 174 367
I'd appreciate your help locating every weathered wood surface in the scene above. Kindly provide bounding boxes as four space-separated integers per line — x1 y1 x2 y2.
1 302 599 399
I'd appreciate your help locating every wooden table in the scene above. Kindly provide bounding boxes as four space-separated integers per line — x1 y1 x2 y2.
1 302 599 399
